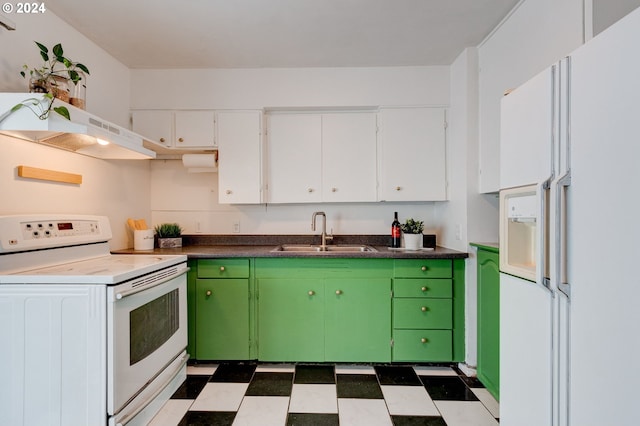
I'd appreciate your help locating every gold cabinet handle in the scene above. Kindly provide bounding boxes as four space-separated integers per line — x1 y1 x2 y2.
421 306 427 312
159 137 166 143
226 190 232 195
205 290 212 297
307 188 314 193
331 187 337 192
421 266 427 271
220 266 225 272
421 338 428 344
308 290 315 296
178 137 184 143
421 286 428 292
335 290 343 295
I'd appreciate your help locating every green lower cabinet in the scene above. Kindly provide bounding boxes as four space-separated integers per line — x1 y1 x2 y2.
393 329 453 361
256 258 392 363
475 245 500 400
257 278 325 361
391 259 465 363
324 279 391 362
195 279 250 360
393 299 453 329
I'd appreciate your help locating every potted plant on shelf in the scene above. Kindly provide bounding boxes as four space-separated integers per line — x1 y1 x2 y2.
154 223 183 248
400 218 424 250
9 41 91 121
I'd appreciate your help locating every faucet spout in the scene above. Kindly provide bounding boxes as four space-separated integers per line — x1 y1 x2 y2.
311 211 332 250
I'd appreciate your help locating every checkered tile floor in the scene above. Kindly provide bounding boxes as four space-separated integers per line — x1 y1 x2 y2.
149 363 499 426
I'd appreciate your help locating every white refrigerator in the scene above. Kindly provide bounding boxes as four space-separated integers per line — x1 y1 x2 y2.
499 6 640 426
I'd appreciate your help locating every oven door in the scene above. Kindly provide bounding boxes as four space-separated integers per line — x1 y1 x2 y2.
107 264 188 418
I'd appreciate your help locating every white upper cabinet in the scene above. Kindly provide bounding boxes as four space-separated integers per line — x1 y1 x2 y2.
266 111 377 204
377 107 447 201
217 110 263 204
321 113 377 202
131 110 173 148
174 111 216 148
132 110 216 150
267 113 323 203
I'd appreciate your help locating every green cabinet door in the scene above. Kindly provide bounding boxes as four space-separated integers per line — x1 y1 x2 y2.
476 246 500 400
195 278 250 360
325 278 391 362
258 278 325 361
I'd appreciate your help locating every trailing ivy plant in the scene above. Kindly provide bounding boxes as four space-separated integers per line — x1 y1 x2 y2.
0 42 90 123
0 93 70 122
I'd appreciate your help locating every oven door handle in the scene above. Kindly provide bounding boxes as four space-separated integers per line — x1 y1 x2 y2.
115 267 190 300
115 351 190 426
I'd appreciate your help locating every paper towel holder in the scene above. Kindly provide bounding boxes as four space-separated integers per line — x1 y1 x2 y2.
182 152 218 173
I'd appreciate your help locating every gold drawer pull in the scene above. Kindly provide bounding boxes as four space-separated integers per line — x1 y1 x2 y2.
308 290 315 296
335 290 343 295
205 290 212 297
421 266 427 271
421 286 428 292
421 306 427 312
220 266 225 272
421 338 428 344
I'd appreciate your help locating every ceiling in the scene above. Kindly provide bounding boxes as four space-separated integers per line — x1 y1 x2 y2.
48 0 520 69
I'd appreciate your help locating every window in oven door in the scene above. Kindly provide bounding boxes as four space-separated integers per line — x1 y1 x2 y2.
107 270 188 416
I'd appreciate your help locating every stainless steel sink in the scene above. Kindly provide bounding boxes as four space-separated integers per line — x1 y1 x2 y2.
271 244 378 253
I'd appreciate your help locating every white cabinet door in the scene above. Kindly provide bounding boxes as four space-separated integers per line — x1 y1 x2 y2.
131 110 173 148
174 111 216 148
322 113 377 202
378 108 447 201
217 110 263 204
267 113 322 203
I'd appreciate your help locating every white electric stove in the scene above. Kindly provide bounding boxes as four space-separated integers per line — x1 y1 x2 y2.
0 214 189 426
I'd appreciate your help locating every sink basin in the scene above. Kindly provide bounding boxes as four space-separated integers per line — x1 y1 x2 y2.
271 244 378 253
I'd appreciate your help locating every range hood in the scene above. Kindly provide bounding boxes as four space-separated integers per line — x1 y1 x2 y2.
0 93 156 159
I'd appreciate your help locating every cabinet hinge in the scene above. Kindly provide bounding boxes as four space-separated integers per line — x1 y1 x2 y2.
390 339 394 347
390 290 393 298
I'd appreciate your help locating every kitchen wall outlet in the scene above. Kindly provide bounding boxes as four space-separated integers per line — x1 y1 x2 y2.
233 220 240 233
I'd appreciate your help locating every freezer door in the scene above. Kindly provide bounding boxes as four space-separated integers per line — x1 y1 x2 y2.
500 66 555 190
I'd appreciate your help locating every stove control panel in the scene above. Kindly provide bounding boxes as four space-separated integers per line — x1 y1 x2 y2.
0 215 112 253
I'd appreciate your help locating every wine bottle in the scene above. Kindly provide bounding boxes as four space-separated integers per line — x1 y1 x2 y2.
391 212 401 248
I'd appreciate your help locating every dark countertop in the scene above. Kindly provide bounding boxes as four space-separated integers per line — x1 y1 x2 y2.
470 242 500 253
112 234 468 259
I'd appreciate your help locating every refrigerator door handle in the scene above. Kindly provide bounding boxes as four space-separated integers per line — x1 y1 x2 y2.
556 171 571 298
539 179 553 292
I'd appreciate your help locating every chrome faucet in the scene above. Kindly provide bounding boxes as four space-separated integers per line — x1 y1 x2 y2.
311 211 333 251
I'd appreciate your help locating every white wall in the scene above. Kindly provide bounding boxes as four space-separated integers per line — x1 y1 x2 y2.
0 134 150 249
131 66 449 110
134 66 451 237
0 11 150 249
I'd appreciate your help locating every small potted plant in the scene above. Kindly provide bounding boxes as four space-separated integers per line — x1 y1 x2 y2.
400 218 424 250
154 223 183 248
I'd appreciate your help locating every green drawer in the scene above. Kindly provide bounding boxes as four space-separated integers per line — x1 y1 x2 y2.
393 299 452 329
198 259 250 278
394 279 452 298
394 259 452 278
393 329 452 362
